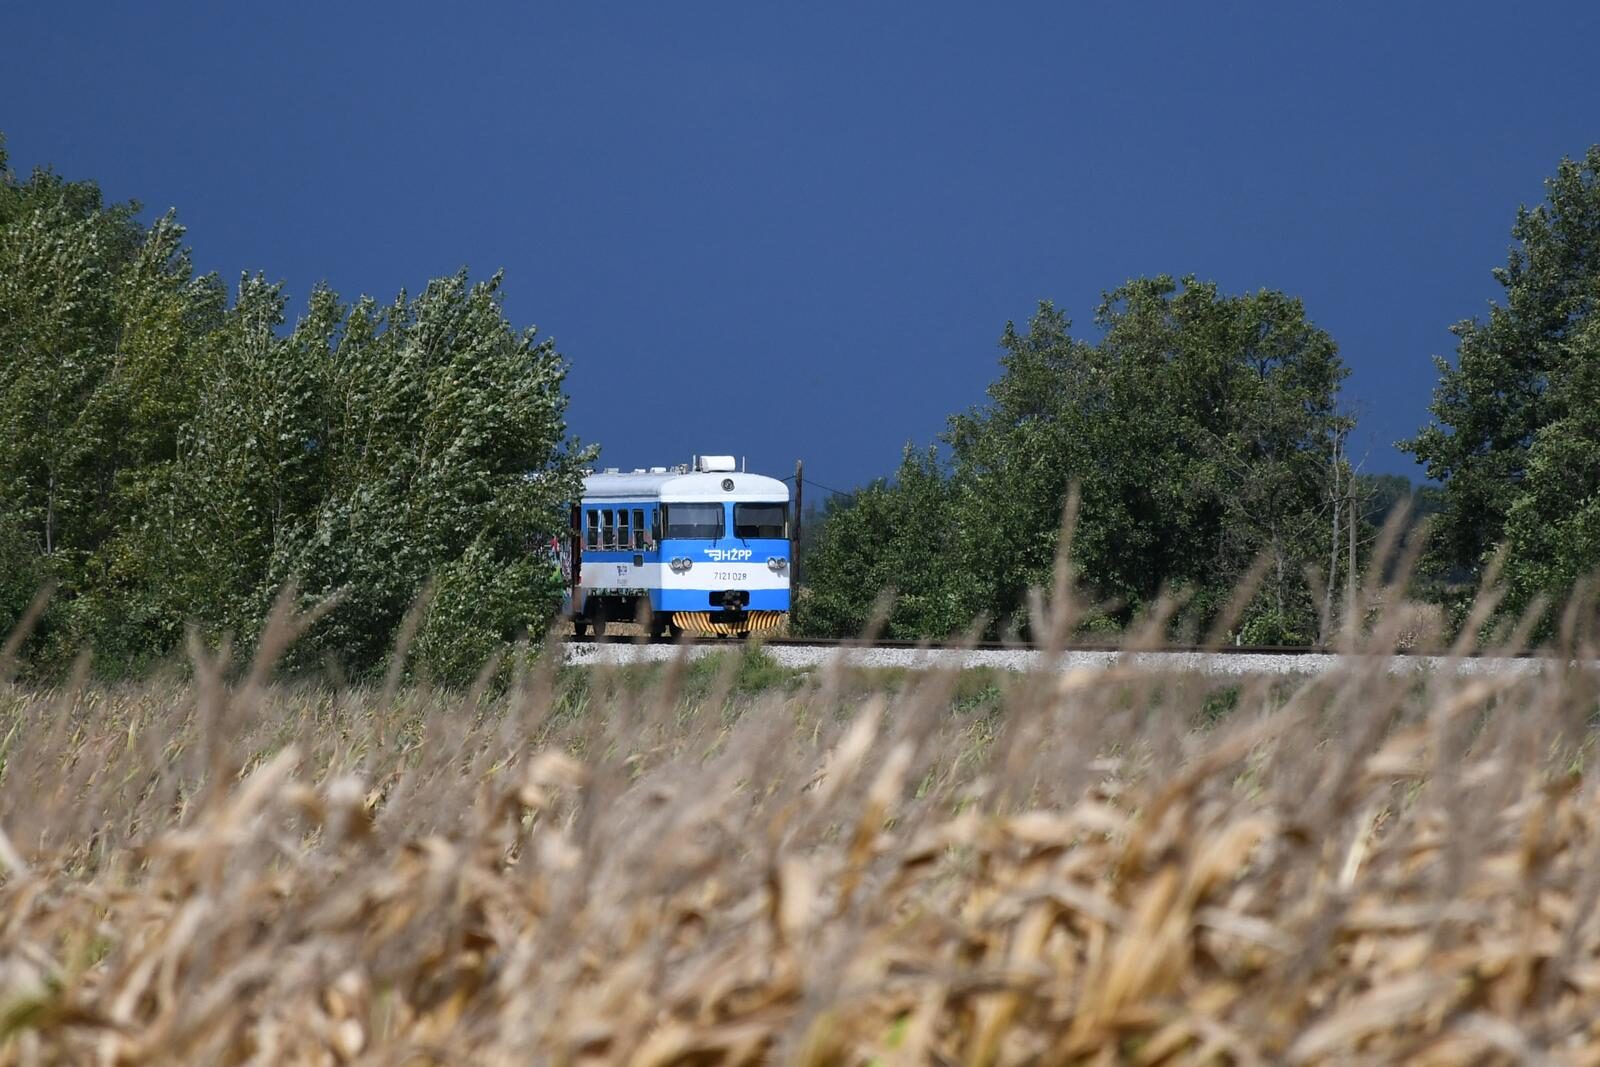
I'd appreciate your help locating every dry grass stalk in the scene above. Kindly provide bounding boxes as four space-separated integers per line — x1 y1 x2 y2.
3 598 1600 1064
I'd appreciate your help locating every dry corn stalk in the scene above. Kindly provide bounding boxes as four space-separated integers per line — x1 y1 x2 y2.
1 632 1600 1064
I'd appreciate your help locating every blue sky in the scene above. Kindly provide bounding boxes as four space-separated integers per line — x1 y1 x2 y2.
4 3 1596 494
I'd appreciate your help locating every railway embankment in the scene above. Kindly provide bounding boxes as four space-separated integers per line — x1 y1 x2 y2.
563 639 1583 676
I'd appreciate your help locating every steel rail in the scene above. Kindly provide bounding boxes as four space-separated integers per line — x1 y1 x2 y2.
562 634 1553 659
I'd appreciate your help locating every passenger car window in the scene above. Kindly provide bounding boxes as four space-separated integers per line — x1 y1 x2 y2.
586 510 599 549
601 509 615 549
618 509 631 549
633 509 646 548
734 502 788 539
663 503 724 539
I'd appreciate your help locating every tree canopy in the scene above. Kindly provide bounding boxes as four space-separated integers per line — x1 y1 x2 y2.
11 133 1600 667
0 140 588 678
1405 146 1600 625
795 446 973 640
800 276 1355 643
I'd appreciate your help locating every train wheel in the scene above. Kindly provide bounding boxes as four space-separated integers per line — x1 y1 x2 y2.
573 617 589 638
591 610 608 639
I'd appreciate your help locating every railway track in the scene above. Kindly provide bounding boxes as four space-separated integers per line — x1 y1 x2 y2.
562 634 1575 676
564 634 1554 657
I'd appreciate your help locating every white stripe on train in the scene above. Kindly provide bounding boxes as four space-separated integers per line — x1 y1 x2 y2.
578 561 790 592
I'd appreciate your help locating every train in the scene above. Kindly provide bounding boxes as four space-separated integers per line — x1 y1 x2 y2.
559 455 792 637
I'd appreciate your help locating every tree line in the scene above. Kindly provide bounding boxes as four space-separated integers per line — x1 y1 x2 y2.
0 135 590 680
797 146 1600 645
3 136 1597 672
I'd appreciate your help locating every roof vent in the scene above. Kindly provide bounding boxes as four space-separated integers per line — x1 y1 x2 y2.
696 454 737 473
649 466 668 473
603 467 620 474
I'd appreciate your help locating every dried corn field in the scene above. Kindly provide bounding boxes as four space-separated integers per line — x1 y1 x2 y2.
5 606 1600 1065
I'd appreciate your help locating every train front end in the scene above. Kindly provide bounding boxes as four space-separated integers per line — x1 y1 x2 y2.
656 459 790 636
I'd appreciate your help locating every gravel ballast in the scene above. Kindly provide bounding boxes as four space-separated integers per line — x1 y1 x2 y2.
562 642 1568 676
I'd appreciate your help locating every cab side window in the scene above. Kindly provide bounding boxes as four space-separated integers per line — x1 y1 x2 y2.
633 509 646 548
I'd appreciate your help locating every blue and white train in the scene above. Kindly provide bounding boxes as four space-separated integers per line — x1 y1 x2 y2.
560 455 791 637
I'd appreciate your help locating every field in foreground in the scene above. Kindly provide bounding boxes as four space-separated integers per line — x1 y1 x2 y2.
4 631 1600 1064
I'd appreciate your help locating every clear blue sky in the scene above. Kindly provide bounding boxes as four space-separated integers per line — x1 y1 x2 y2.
5 3 1596 493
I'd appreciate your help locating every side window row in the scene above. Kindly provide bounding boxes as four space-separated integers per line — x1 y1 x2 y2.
585 507 656 550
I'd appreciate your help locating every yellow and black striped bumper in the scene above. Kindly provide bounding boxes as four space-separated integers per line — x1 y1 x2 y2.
671 611 786 637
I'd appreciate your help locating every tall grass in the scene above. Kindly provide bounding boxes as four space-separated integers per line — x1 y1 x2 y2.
3 573 1600 1064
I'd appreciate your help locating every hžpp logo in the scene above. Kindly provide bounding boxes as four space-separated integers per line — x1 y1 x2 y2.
704 548 753 562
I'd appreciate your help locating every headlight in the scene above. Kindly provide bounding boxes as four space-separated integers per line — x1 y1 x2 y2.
669 557 694 573
767 557 788 572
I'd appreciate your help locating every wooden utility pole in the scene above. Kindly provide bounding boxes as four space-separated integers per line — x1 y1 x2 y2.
1324 434 1340 644
1347 475 1357 632
793 459 804 592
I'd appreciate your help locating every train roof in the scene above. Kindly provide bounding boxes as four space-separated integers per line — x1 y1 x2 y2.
581 469 790 504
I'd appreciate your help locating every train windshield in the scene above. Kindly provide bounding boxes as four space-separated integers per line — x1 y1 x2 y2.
734 502 788 539
663 503 724 539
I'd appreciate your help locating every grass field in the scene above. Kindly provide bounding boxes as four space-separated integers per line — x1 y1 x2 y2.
4 597 1600 1064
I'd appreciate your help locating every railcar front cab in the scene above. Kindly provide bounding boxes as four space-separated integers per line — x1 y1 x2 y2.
568 456 792 638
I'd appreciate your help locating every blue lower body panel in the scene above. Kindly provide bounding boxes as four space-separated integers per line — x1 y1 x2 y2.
655 588 790 612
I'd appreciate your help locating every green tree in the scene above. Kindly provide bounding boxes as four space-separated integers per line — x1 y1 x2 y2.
795 446 973 640
122 275 328 650
0 154 131 575
297 271 591 677
1 136 589 678
948 278 1349 641
1356 474 1416 527
802 277 1352 643
1405 146 1600 588
1499 311 1600 618
139 271 591 677
0 141 221 662
942 301 1109 631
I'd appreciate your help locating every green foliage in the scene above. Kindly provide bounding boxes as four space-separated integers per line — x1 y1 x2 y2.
1236 607 1307 647
0 512 46 633
134 271 589 676
412 540 567 684
1195 685 1242 727
800 277 1353 642
795 446 976 640
1406 146 1600 614
1355 473 1442 530
1501 311 1600 618
0 151 221 664
715 646 807 696
0 140 587 680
